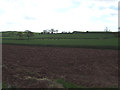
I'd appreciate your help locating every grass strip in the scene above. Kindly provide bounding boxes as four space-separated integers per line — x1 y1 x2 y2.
55 79 85 88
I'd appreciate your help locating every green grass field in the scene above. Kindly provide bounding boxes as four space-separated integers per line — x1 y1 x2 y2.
2 38 118 49
2 33 119 49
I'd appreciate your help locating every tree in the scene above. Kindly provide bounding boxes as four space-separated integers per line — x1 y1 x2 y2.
17 32 23 39
72 31 81 34
7 31 15 37
50 29 54 34
55 30 58 33
49 29 58 34
24 30 34 40
104 27 109 32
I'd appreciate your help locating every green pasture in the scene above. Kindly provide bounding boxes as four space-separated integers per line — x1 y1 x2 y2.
2 38 118 49
2 33 119 49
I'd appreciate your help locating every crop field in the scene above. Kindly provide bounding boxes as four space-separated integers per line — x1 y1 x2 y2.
2 32 119 88
2 32 119 49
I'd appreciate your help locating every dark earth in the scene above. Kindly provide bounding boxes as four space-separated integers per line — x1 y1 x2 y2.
2 45 118 88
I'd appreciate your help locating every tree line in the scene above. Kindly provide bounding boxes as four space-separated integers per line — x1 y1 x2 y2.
2 29 120 40
2 30 34 40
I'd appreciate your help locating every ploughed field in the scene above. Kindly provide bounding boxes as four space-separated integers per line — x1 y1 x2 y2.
2 45 118 88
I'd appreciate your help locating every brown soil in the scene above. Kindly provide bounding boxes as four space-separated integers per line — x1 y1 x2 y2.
2 45 118 88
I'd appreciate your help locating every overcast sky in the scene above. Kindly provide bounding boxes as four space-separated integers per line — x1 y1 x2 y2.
0 0 119 32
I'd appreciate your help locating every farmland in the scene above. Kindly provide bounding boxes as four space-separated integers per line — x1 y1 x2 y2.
2 45 118 88
2 31 119 88
2 32 119 49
